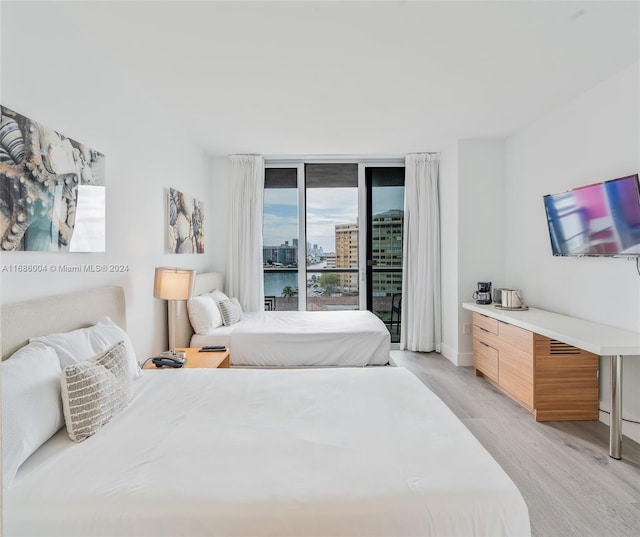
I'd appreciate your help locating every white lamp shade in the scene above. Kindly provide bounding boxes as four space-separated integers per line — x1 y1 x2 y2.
153 267 195 300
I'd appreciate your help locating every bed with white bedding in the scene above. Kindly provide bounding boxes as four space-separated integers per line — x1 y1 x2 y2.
191 310 391 366
177 272 391 367
6 367 530 537
2 286 531 537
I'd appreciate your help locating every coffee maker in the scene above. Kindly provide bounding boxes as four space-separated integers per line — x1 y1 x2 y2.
473 281 492 304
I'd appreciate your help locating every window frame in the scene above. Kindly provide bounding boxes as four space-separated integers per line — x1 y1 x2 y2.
264 156 404 311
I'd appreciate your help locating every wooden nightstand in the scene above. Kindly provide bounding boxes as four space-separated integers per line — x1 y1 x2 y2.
144 348 230 369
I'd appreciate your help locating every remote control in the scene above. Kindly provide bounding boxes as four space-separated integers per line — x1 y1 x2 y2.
200 345 227 352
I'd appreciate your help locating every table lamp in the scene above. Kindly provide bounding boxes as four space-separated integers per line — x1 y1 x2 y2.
153 267 196 359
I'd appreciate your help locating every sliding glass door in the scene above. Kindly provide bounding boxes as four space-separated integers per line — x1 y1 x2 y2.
366 167 405 343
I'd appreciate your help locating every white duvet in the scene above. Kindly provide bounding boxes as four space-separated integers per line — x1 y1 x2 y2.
5 367 530 537
191 310 391 367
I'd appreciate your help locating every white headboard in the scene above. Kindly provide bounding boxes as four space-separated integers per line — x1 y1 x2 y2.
173 272 224 349
1 286 127 360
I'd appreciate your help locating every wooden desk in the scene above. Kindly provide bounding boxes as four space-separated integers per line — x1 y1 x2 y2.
144 348 230 369
463 302 640 459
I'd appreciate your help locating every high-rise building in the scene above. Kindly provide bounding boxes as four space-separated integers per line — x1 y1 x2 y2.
263 240 297 266
325 252 336 268
335 222 359 292
371 209 404 296
331 210 404 295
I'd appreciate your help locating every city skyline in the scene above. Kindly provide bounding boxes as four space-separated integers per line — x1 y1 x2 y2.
263 206 404 337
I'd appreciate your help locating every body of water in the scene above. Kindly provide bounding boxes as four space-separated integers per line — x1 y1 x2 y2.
264 262 327 297
264 272 298 297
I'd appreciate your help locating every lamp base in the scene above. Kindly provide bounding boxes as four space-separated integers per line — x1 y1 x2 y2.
158 349 187 362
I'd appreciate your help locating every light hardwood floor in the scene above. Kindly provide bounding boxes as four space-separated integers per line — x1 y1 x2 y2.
391 350 640 537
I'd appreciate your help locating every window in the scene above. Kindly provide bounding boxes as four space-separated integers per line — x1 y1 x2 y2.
263 168 299 311
305 164 359 311
263 160 404 342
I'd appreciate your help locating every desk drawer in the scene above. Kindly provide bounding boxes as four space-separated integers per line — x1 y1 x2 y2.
473 339 498 382
473 312 498 335
499 321 533 351
473 324 499 349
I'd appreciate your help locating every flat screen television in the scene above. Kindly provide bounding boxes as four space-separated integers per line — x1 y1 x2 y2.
543 174 640 257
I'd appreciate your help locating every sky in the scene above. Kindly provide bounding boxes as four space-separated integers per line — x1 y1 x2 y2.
263 186 404 252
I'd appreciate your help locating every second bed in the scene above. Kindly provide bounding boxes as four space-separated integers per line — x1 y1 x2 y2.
175 272 391 367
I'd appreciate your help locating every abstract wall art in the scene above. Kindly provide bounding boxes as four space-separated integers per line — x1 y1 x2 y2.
0 106 106 252
167 187 204 254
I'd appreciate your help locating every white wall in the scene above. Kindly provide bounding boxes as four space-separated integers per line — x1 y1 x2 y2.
0 3 214 360
505 62 640 443
209 156 231 277
456 140 506 365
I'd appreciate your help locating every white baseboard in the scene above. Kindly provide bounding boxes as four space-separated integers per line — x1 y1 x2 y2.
599 410 640 445
439 343 455 364
440 344 473 367
455 351 473 367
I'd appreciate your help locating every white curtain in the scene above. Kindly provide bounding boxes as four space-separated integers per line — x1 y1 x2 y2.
226 155 265 312
400 153 441 352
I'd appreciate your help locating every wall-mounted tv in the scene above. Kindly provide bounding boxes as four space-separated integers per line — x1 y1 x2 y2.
543 174 640 257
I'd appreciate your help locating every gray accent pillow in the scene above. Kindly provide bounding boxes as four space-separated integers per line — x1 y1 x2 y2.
60 341 133 442
219 298 242 326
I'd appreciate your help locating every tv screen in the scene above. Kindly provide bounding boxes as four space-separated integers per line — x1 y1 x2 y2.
543 174 640 257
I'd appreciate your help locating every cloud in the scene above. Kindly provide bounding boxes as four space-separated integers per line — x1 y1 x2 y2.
263 212 298 246
264 189 299 246
305 188 358 250
306 188 358 219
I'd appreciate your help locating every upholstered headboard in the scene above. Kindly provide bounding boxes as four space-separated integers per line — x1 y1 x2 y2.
1 286 127 360
173 272 224 349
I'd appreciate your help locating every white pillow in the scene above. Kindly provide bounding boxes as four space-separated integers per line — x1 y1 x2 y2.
1 342 65 489
31 316 142 380
218 298 242 326
92 317 141 379
187 294 223 334
61 341 133 442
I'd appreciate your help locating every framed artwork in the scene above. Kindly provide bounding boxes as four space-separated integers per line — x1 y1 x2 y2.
167 187 204 254
0 105 106 252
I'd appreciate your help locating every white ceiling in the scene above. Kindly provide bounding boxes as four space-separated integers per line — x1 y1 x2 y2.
6 1 640 156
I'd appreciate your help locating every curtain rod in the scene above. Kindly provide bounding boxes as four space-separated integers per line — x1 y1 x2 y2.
262 154 406 164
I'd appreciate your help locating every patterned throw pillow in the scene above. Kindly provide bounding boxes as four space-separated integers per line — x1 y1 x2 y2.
60 341 133 442
218 298 242 326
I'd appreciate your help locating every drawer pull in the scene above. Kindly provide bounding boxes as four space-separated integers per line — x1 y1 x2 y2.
480 341 491 348
479 327 490 333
